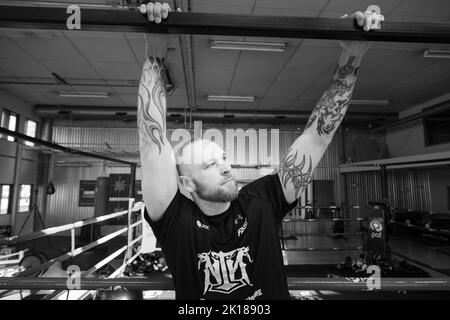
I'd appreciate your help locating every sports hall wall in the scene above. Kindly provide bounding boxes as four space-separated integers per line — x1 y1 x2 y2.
386 120 450 158
0 89 40 233
45 125 387 228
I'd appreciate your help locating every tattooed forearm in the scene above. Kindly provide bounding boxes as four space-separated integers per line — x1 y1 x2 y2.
137 57 167 153
278 148 313 199
305 55 360 136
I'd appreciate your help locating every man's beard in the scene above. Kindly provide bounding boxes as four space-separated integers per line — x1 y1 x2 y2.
193 178 239 202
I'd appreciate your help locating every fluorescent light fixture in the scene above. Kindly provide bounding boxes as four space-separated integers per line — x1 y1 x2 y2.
58 91 110 98
210 40 286 52
207 95 255 102
350 99 390 106
423 49 450 59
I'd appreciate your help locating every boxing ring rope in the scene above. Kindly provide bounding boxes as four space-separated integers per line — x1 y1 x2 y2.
390 221 450 237
0 249 28 267
0 209 130 247
284 232 364 237
284 247 365 252
0 199 146 300
43 200 144 300
281 205 369 251
1 277 450 291
69 247 145 301
14 227 128 277
284 218 365 222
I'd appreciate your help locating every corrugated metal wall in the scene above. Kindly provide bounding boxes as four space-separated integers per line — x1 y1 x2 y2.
340 130 432 235
344 128 386 155
48 125 433 249
50 126 345 241
343 169 432 215
49 127 298 227
52 127 139 151
387 169 432 211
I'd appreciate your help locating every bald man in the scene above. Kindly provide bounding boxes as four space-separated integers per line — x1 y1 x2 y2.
137 2 384 299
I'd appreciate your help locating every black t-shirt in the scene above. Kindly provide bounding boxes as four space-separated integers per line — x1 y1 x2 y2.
144 173 297 300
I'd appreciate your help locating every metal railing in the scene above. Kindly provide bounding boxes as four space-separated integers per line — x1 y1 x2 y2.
0 198 146 300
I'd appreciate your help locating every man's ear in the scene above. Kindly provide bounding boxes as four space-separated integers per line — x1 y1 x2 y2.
179 175 195 193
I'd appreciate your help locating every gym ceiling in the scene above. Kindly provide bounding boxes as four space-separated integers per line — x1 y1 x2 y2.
0 0 449 125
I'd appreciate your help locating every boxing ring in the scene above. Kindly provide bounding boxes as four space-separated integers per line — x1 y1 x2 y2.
0 197 145 300
0 2 450 299
1 196 450 299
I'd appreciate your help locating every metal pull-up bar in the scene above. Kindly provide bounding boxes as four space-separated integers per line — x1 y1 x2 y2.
0 6 449 43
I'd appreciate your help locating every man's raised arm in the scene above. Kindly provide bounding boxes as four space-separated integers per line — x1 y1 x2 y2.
278 8 384 204
138 3 178 221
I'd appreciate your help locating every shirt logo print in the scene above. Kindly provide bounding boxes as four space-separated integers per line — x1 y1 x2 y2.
197 247 253 295
234 214 247 237
237 219 248 237
196 220 210 231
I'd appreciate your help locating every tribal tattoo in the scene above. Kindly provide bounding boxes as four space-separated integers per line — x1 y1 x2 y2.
305 56 359 136
137 57 167 153
278 148 313 199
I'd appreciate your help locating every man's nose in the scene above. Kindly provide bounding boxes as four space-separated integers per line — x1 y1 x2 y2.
220 162 232 175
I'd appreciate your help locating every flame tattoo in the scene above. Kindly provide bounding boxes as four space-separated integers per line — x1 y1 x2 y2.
137 57 167 153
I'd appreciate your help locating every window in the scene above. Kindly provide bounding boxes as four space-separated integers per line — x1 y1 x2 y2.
24 119 37 146
424 109 450 146
0 185 11 215
0 109 19 142
18 184 32 212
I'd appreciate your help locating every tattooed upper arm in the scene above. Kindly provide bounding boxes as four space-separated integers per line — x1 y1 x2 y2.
278 53 362 204
277 144 316 204
138 57 167 153
278 148 313 200
137 56 178 221
305 55 359 137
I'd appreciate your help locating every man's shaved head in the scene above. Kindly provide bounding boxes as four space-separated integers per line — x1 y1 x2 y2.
175 138 220 176
174 138 238 203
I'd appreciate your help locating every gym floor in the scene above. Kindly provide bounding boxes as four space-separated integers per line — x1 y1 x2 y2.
1 231 449 300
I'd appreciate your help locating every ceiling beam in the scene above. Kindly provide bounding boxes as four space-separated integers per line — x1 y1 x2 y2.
372 100 450 132
34 104 398 123
0 6 449 43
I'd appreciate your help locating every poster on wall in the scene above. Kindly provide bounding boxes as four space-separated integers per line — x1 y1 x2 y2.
79 180 97 207
107 174 131 213
106 174 142 225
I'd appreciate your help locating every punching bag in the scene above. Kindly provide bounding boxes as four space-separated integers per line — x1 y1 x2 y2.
91 176 109 240
94 177 108 217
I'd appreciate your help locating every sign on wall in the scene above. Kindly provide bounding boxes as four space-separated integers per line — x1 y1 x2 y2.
78 180 96 207
107 174 142 212
105 174 142 225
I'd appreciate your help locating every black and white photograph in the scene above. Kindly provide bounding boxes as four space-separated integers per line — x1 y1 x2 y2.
0 0 449 310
